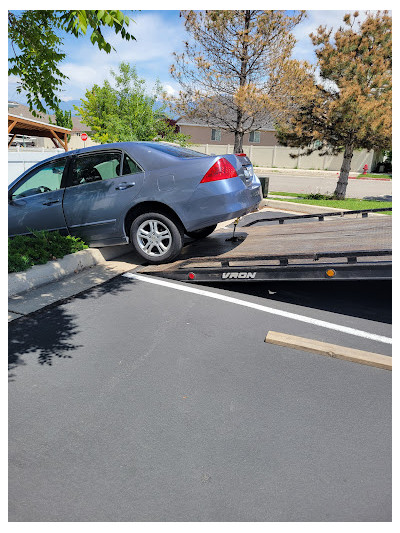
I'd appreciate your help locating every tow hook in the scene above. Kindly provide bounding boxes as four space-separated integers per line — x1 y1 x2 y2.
226 217 245 242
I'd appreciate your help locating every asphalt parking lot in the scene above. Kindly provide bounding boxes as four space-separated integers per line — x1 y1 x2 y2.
9 269 391 521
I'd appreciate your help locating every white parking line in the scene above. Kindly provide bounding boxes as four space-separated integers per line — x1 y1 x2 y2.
123 273 392 345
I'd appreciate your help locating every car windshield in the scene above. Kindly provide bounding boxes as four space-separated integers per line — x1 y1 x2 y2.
148 144 207 158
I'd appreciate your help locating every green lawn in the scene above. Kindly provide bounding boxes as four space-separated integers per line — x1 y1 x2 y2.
269 192 392 214
356 173 391 179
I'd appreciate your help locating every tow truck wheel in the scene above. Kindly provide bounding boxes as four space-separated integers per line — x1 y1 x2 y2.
130 212 183 264
185 224 217 239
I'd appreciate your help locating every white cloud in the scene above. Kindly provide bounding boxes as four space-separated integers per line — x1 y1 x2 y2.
52 11 188 101
60 63 115 95
105 12 186 64
162 84 177 96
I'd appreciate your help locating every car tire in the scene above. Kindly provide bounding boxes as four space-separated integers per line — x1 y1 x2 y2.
185 224 217 239
130 212 183 264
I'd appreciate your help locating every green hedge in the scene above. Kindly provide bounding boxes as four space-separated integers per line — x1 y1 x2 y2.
9 230 88 273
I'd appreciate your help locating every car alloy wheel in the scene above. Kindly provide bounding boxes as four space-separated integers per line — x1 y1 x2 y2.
136 219 172 257
130 212 184 264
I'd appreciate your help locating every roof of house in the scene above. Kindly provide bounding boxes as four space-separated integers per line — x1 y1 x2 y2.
7 102 89 132
70 116 89 132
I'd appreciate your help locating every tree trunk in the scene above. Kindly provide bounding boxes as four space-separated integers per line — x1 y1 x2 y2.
334 143 354 199
234 130 244 153
233 11 251 156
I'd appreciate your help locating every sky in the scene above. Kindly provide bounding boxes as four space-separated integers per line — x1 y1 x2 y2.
7 8 383 109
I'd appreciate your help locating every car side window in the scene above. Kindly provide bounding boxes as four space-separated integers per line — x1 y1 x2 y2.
12 159 66 199
71 152 122 186
122 153 142 175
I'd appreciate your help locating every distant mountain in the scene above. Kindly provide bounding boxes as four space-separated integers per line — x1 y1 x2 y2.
11 99 83 115
11 98 179 119
57 100 82 115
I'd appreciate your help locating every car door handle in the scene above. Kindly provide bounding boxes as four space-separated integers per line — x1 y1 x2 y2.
42 199 60 206
115 182 135 190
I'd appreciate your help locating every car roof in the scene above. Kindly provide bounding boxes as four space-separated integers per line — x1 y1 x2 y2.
8 142 210 188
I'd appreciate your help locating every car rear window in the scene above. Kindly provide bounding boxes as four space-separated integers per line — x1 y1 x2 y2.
149 144 207 158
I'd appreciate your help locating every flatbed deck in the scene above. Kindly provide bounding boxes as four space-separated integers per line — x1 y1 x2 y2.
137 211 392 282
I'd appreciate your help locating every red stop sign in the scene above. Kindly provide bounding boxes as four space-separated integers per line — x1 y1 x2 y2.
81 133 88 141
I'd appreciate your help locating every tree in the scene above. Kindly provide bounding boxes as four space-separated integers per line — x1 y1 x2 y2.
275 11 392 199
8 10 134 115
75 62 188 145
49 109 73 141
168 10 305 153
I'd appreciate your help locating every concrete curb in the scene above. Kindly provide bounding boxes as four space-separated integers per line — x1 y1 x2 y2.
8 245 130 297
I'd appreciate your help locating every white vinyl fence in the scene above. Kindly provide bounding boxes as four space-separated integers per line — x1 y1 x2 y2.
8 148 64 184
191 144 378 173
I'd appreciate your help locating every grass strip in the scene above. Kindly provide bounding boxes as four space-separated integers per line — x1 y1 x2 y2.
269 192 391 214
356 173 391 179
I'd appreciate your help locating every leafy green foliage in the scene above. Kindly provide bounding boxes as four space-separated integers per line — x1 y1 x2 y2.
8 10 134 115
8 231 88 273
75 62 189 145
49 108 73 140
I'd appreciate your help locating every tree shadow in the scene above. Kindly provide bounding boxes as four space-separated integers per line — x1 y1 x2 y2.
72 271 134 301
8 305 81 380
8 275 136 380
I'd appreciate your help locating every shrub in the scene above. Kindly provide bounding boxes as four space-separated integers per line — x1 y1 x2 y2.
8 230 88 273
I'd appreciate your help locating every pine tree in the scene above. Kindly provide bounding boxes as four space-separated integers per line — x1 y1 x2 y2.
275 11 392 199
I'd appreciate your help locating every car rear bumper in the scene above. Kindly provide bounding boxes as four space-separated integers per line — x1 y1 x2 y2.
179 175 262 232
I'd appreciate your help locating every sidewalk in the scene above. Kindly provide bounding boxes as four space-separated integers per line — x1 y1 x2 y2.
8 249 139 322
254 166 359 177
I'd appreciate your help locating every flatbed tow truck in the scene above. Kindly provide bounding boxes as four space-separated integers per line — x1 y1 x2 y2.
137 208 392 283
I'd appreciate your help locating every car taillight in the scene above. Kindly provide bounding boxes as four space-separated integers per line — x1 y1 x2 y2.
200 158 238 183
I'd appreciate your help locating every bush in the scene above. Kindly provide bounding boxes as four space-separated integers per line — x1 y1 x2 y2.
304 193 335 200
8 230 88 273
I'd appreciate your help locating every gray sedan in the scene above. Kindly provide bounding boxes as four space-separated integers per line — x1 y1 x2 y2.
8 142 262 263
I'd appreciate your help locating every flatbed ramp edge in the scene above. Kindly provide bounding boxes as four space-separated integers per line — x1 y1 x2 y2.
137 209 392 282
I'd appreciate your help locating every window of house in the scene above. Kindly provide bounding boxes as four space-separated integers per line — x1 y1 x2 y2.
211 128 221 142
249 131 260 143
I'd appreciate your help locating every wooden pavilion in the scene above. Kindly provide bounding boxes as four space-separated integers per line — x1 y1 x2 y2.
8 113 71 151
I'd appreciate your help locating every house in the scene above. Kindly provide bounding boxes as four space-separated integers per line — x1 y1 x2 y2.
175 116 279 147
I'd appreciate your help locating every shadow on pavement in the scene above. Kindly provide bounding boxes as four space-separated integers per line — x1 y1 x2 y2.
8 275 135 380
8 305 81 379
